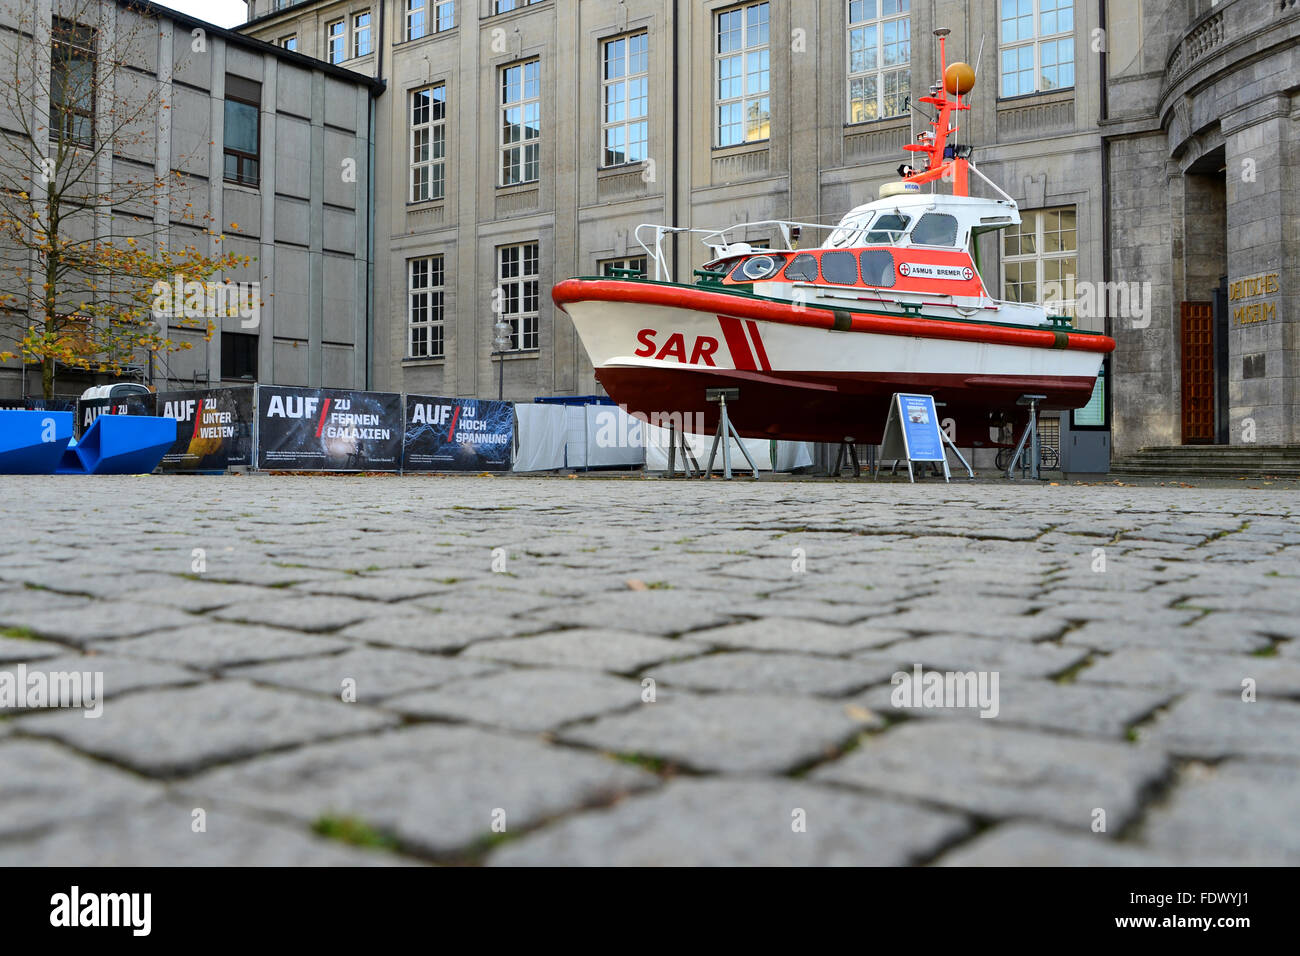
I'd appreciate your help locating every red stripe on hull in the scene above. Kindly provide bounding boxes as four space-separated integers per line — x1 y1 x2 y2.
595 366 1094 445
553 278 1116 355
716 316 756 370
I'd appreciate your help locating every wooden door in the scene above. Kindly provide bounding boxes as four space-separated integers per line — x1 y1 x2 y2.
1181 301 1214 444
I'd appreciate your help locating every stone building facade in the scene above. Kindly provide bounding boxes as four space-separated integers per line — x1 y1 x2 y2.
0 0 377 400
238 0 1299 454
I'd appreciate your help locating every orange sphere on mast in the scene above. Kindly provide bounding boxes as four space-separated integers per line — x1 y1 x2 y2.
944 61 976 95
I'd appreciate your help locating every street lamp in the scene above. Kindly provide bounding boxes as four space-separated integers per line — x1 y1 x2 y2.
492 317 511 401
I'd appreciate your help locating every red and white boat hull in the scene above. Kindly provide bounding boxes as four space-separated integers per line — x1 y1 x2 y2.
554 279 1112 446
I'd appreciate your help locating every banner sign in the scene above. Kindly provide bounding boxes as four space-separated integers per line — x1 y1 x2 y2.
880 392 949 482
257 386 403 471
157 387 253 470
75 394 156 438
403 395 513 472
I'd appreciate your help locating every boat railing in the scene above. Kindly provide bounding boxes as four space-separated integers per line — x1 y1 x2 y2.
633 220 839 283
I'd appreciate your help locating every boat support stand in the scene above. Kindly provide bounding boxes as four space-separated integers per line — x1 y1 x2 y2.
705 388 760 480
1005 394 1047 481
665 422 701 478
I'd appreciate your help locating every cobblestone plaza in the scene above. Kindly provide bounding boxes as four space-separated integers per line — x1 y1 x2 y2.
1 474 1296 865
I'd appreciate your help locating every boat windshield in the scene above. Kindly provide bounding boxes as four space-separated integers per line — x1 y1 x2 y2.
826 214 871 248
864 214 911 245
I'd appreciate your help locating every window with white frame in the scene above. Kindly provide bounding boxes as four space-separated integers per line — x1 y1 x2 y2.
407 0 454 41
410 84 446 202
600 256 648 278
326 19 345 64
279 35 297 51
715 2 770 147
499 60 540 186
494 0 541 13
408 256 445 358
353 12 372 57
498 243 539 351
1002 207 1077 317
847 0 910 123
601 33 648 167
1000 0 1074 97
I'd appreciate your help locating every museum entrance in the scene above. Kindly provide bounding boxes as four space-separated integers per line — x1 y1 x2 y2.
1179 150 1229 445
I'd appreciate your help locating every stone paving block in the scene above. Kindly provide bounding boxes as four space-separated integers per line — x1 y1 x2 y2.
15 680 398 777
1062 619 1273 654
861 608 1066 642
1079 647 1300 698
523 591 743 635
463 630 706 673
0 799 415 866
649 651 895 697
858 678 1168 738
185 725 657 858
1139 761 1300 864
0 739 162 839
0 589 95 615
389 668 642 732
211 595 394 632
0 602 203 646
935 823 1174 866
0 635 65 663
1139 693 1300 760
229 648 499 702
560 692 880 773
812 721 1169 830
116 580 286 612
339 612 553 651
490 778 971 866
686 618 908 655
855 634 1089 679
96 623 351 669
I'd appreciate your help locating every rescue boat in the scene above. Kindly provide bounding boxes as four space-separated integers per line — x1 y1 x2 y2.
552 31 1114 448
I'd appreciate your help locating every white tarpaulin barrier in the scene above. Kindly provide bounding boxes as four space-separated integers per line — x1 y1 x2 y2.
512 404 567 472
644 423 813 473
585 405 646 467
564 405 587 468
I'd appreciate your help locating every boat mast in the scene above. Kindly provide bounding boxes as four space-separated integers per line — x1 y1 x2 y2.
901 28 972 197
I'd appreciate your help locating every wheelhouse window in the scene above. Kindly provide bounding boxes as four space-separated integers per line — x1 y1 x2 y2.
865 214 910 244
847 0 910 123
499 60 540 186
498 243 540 351
50 19 96 148
223 76 261 187
1000 0 1074 97
715 2 770 147
410 84 446 202
1002 207 1077 315
407 1 454 41
601 33 649 167
860 250 896 286
821 251 860 285
408 256 445 358
911 213 959 247
784 253 819 281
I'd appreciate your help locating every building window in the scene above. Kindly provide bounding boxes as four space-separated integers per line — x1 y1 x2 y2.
498 243 539 351
408 256 445 358
407 0 454 40
223 76 261 186
326 19 345 64
221 332 258 380
410 84 446 202
353 12 372 57
601 33 648 167
279 35 298 51
715 2 770 147
600 256 648 278
50 19 95 148
494 0 541 13
847 0 910 123
1000 0 1074 97
1002 207 1077 317
499 60 540 186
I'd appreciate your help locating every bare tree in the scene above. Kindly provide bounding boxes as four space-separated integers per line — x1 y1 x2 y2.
0 0 249 398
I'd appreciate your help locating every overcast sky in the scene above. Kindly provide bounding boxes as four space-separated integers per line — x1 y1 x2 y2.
156 0 250 29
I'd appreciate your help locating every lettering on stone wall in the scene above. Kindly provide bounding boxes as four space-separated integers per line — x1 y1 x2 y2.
1229 272 1280 325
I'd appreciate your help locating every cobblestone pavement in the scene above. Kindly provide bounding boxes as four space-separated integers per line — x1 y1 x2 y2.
0 474 1297 865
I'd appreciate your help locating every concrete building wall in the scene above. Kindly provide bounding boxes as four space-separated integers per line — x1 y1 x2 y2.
0 0 376 400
